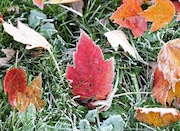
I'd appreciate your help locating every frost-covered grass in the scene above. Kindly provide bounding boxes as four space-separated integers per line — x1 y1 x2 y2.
0 0 180 130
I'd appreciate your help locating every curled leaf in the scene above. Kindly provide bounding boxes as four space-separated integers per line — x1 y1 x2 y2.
104 30 137 59
2 20 52 51
153 39 180 106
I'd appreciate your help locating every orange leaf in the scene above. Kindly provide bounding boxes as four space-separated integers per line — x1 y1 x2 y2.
152 68 169 105
152 39 180 106
17 74 44 112
3 68 27 107
136 107 180 127
110 0 142 20
110 0 147 37
158 39 180 88
139 0 175 32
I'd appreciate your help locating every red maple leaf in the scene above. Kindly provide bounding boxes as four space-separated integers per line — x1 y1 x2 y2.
0 14 3 23
110 0 147 37
3 68 27 107
173 1 180 21
66 30 114 106
33 0 44 10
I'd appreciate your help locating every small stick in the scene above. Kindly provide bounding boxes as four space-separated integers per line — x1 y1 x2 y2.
15 51 19 68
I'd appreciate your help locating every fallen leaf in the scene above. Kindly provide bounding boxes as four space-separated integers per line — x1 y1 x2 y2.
1 19 61 77
152 39 180 106
0 14 3 23
118 16 147 38
152 67 169 105
139 0 175 32
110 0 147 37
0 49 15 67
7 5 20 14
33 0 44 10
3 68 27 107
173 1 180 21
17 74 44 112
104 30 137 59
110 0 142 20
2 20 52 51
72 1 84 17
47 0 81 4
136 107 180 127
66 30 114 107
158 39 180 88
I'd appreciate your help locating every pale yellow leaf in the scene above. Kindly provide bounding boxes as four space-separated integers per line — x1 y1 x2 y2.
2 20 52 51
104 30 137 59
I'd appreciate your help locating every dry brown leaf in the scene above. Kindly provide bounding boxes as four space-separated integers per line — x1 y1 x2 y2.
6 6 20 14
17 74 44 112
72 1 84 16
0 49 15 67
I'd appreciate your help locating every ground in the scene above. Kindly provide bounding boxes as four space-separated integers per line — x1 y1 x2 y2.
0 0 180 130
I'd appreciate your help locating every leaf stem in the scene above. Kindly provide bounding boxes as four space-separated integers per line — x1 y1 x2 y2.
15 51 19 68
48 49 65 86
114 92 152 98
11 109 15 127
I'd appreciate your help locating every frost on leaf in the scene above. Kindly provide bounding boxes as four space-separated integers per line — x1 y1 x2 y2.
66 30 114 107
3 68 27 107
136 107 180 127
152 39 180 106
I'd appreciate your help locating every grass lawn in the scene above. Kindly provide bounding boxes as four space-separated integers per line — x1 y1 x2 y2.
0 0 180 130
